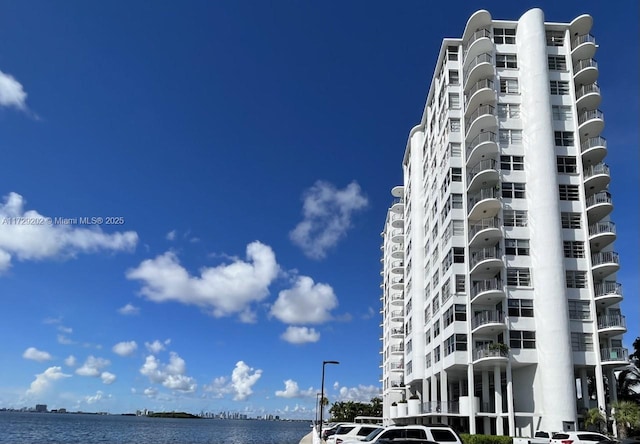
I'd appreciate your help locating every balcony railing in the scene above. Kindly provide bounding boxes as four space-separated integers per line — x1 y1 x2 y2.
468 187 500 210
471 310 505 330
470 247 502 269
581 136 607 153
465 104 496 132
390 344 404 353
591 251 619 266
586 191 612 208
473 347 508 360
464 28 492 52
572 33 596 49
578 109 604 125
467 158 498 183
597 314 626 330
584 162 610 179
600 347 628 362
390 328 404 336
576 83 600 101
466 131 498 157
574 58 598 73
471 279 502 298
389 362 404 370
390 310 404 318
469 217 501 239
589 221 616 237
465 79 494 103
464 53 493 83
594 281 622 298
421 401 460 414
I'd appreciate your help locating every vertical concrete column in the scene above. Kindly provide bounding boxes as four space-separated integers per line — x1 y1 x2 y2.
431 374 438 412
608 368 618 404
579 368 590 410
495 365 504 435
516 8 577 431
482 370 491 432
506 362 515 436
441 370 449 423
468 366 477 433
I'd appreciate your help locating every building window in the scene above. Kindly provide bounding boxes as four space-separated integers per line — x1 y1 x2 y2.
499 129 523 146
449 70 459 85
561 212 581 229
453 247 465 263
568 300 591 320
451 167 462 182
425 329 431 344
552 105 573 121
548 55 567 70
566 270 588 288
444 306 454 328
507 267 531 286
455 304 466 321
444 334 468 356
455 274 465 293
557 156 578 173
508 299 534 317
425 352 432 368
433 319 440 338
546 30 565 46
505 239 530 256
510 330 536 349
450 119 461 132
504 209 528 227
452 219 464 236
501 155 524 171
571 332 594 351
496 54 518 68
494 28 516 44
449 93 460 109
559 184 580 201
434 345 441 363
550 80 570 95
452 194 463 209
497 103 520 119
450 143 462 157
499 78 519 94
502 182 526 199
555 131 575 146
564 241 585 258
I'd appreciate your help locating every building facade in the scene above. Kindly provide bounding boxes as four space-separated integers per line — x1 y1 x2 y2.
379 8 627 436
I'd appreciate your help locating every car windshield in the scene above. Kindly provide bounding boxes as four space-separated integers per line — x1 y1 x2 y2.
361 428 385 441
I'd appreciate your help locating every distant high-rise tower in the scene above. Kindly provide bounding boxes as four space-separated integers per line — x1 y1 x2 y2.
379 8 627 436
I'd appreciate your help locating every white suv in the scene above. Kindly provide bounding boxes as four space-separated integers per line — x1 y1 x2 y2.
550 432 613 444
326 424 383 444
342 424 463 444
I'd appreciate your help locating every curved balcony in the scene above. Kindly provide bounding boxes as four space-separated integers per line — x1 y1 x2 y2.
468 187 501 220
576 83 601 110
390 310 404 322
391 197 404 214
389 361 404 372
469 217 502 248
464 53 494 89
585 191 613 223
470 278 504 305
581 136 607 165
463 29 493 69
470 246 502 275
390 212 404 228
600 347 629 365
390 292 404 306
589 221 616 251
465 79 496 113
571 34 597 62
391 228 404 244
578 109 604 140
390 327 404 339
472 346 509 368
466 131 498 167
591 251 620 278
391 260 404 275
573 58 599 85
467 158 499 192
391 243 404 259
597 314 626 337
389 379 404 391
391 185 404 198
390 344 404 355
583 162 610 196
471 311 506 335
594 282 623 308
465 104 497 144
391 276 404 290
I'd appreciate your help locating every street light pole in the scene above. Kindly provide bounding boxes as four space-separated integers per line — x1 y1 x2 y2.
318 360 339 440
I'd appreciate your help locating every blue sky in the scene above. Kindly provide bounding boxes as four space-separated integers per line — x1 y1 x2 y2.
0 1 637 418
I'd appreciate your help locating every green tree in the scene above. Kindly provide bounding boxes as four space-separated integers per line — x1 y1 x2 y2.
617 361 640 403
630 336 640 360
328 398 382 422
584 407 606 433
612 400 640 438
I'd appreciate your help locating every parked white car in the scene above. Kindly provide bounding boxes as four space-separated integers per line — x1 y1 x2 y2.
341 424 462 444
550 432 614 444
326 424 382 444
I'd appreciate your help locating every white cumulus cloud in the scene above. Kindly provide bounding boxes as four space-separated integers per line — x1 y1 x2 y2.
26 366 71 395
23 347 53 362
112 341 138 357
139 352 196 392
64 355 77 367
101 372 117 385
337 384 382 402
127 241 279 321
118 303 140 315
145 339 170 354
76 356 111 377
289 181 368 259
0 192 138 272
231 361 262 401
271 276 338 324
275 379 315 398
85 390 111 404
280 326 320 344
0 70 27 110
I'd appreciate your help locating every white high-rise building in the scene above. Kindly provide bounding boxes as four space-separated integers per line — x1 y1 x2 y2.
379 8 628 436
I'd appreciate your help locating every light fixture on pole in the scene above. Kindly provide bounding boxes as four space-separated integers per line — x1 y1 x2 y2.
318 360 339 440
